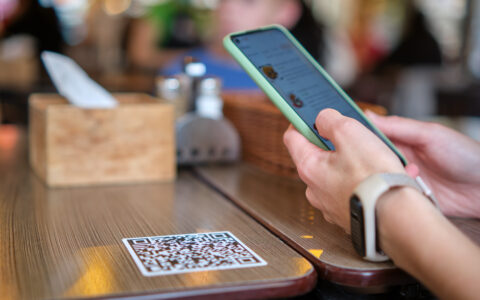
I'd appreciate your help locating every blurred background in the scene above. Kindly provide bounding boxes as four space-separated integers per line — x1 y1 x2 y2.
1 0 479 139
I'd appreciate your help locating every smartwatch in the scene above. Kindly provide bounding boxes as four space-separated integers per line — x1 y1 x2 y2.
350 173 440 262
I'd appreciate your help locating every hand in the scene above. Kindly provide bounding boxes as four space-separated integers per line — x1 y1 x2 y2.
283 109 406 233
366 111 480 218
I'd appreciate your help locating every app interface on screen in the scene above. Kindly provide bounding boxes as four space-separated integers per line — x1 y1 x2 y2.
233 28 380 150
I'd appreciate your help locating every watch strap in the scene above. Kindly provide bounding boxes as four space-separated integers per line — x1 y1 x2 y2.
353 173 425 261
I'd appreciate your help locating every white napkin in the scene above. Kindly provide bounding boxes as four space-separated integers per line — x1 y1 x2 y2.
41 51 118 109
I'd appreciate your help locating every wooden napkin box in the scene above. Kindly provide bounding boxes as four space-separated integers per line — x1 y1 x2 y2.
29 93 175 187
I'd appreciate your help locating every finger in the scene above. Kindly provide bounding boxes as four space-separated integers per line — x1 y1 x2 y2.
324 215 334 224
365 110 430 146
283 125 328 169
405 163 420 178
305 187 316 205
305 187 324 211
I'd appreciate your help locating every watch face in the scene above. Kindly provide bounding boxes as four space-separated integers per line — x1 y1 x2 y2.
350 195 365 257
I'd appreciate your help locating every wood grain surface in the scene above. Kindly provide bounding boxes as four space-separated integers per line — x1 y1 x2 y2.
0 126 316 300
194 163 480 289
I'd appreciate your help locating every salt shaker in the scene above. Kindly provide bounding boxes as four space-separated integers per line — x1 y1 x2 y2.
196 77 223 119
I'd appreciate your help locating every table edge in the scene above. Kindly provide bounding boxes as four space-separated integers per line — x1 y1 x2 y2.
68 267 317 300
193 168 415 288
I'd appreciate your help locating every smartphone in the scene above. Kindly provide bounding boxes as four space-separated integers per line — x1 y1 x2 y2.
223 24 407 166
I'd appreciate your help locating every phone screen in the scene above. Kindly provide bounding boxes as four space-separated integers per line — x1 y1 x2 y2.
231 28 392 154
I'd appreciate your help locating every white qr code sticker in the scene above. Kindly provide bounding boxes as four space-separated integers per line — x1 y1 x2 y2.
122 231 267 276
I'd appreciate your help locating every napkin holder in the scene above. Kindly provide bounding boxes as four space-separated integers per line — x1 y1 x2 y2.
29 93 175 187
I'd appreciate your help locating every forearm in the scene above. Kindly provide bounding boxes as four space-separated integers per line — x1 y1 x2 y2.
377 188 480 299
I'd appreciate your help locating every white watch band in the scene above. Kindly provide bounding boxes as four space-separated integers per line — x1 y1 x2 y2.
353 173 439 261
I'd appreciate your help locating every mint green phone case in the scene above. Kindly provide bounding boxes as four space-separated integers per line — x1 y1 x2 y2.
223 24 407 165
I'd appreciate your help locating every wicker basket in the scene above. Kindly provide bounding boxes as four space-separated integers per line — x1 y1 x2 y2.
222 92 386 178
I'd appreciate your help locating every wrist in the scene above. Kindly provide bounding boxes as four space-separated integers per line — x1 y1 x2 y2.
376 186 421 217
375 187 429 265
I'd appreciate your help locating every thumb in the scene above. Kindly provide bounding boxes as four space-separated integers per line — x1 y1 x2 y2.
315 108 373 150
314 109 345 147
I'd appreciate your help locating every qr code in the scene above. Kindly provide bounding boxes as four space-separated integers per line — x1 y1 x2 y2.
122 231 267 276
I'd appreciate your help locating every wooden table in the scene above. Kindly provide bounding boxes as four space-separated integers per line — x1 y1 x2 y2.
195 163 480 291
0 126 316 300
